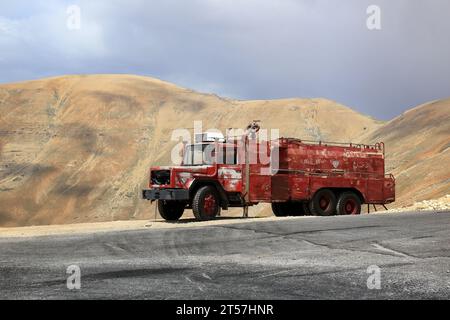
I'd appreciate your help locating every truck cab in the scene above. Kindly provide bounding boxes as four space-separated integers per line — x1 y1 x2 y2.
143 134 244 221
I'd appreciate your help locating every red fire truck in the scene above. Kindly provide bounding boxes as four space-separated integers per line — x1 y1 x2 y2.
142 123 395 221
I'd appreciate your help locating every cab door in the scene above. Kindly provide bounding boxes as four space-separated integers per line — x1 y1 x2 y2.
217 165 243 193
216 146 242 193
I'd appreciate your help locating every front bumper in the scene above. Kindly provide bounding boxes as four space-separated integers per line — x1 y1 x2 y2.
142 188 189 201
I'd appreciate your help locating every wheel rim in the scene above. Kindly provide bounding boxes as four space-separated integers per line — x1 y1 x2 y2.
203 193 217 216
319 195 331 210
344 198 358 215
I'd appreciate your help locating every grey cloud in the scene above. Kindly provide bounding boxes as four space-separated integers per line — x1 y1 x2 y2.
0 0 449 119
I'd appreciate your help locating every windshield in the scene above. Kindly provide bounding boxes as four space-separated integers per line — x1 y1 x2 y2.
182 143 238 166
182 144 215 166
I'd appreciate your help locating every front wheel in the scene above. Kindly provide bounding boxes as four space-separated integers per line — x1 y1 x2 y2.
158 200 185 221
192 186 221 220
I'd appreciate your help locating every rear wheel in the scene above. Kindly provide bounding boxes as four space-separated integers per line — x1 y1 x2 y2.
309 189 337 216
157 200 185 221
336 192 361 215
192 186 221 220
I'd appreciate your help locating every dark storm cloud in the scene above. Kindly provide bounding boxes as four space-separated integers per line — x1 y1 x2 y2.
0 0 449 119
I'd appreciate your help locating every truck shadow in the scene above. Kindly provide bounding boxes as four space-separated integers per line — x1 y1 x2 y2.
164 216 258 224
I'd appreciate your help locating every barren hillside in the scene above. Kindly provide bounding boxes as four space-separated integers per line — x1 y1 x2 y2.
365 98 450 207
0 74 447 226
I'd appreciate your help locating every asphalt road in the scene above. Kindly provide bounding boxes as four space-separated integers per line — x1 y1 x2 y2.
1 211 450 299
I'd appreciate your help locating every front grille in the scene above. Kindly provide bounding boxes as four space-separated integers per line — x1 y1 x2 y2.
151 170 170 185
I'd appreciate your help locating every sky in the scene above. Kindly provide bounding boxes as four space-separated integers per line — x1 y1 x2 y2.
0 0 449 120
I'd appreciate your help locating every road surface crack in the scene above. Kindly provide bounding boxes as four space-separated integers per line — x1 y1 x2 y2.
371 242 417 259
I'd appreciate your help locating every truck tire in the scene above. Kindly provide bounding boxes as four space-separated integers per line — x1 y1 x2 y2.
272 202 288 217
309 189 337 216
157 200 185 221
192 186 221 220
336 192 361 215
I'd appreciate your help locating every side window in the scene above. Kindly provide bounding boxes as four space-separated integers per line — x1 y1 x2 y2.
217 146 237 164
228 148 238 164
